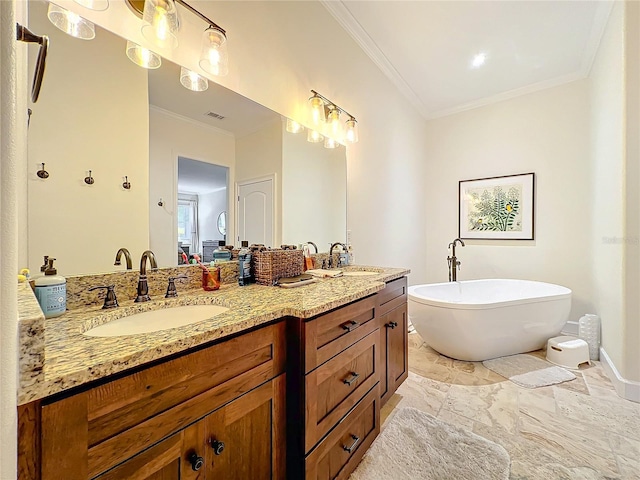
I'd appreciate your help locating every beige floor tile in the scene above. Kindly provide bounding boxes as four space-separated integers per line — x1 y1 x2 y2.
608 432 640 459
518 406 619 477
436 408 475 430
398 329 639 480
444 382 520 434
616 454 640 479
554 388 640 441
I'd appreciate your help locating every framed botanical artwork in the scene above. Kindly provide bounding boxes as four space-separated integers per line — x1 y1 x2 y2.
459 172 535 240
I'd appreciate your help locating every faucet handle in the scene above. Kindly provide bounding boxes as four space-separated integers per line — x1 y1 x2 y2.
88 285 118 309
166 274 188 298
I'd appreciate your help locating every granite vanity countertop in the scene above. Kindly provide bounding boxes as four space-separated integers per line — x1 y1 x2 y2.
17 265 409 405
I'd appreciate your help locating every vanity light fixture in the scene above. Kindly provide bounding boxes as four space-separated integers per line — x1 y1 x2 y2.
73 0 109 11
286 118 304 134
126 41 162 69
180 67 208 91
47 3 95 40
142 0 179 50
126 0 229 77
307 129 324 143
308 90 359 144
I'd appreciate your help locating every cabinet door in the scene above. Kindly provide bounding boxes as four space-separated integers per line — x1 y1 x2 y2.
380 303 408 406
93 429 187 480
204 374 286 480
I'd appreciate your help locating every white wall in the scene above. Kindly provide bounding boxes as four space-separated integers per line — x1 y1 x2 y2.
1 0 23 476
423 80 594 321
27 1 149 275
199 189 227 243
282 125 347 249
589 1 627 378
235 119 283 246
149 107 235 266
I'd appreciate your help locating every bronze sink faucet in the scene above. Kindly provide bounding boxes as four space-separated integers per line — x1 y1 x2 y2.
134 250 158 303
114 247 132 270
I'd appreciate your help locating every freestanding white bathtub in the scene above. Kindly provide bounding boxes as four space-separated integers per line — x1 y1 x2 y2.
408 279 572 361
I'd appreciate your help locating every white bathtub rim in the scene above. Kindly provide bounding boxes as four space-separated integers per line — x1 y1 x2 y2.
408 279 572 310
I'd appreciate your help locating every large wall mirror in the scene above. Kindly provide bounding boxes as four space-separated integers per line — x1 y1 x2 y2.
26 0 346 275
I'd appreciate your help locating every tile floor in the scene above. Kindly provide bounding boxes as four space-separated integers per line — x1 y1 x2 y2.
380 332 640 479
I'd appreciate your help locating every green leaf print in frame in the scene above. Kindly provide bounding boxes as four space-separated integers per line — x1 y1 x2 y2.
458 173 535 240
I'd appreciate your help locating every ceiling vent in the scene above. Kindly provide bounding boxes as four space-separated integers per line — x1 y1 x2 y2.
205 111 226 120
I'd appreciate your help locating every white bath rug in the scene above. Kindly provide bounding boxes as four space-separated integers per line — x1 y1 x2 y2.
483 354 576 388
349 407 510 480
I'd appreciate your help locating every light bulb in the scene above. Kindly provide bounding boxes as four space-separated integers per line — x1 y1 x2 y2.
327 107 341 136
142 0 179 49
286 119 304 134
199 26 228 76
126 41 162 69
307 130 323 143
344 118 359 143
180 67 208 92
72 0 109 11
47 3 95 40
309 95 326 125
324 137 339 149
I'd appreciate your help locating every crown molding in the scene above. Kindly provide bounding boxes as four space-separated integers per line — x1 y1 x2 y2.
423 71 586 121
320 0 430 119
322 0 615 122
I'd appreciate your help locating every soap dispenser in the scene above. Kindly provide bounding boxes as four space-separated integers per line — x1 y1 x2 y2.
34 257 66 318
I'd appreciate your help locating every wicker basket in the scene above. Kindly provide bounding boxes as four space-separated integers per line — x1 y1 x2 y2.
253 249 304 285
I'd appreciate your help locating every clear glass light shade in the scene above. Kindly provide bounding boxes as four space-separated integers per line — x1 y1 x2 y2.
324 137 339 149
286 118 304 134
126 41 162 69
199 27 229 76
142 0 179 50
327 108 341 136
344 118 359 143
309 95 326 125
73 0 109 11
180 67 208 92
307 130 324 143
47 3 95 40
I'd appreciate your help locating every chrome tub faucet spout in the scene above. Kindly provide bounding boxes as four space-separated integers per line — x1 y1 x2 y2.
135 250 158 303
447 238 465 282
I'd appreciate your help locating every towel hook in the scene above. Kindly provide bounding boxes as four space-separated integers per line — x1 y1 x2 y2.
84 170 95 185
36 163 49 179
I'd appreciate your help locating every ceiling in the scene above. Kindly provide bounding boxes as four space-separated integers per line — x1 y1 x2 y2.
177 156 228 194
148 59 281 137
323 1 613 120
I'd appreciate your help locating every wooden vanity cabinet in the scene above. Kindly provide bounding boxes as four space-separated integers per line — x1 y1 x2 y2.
377 277 409 406
18 321 286 480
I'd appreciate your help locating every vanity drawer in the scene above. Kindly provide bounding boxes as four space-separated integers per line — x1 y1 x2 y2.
305 384 380 480
377 277 407 317
304 295 377 373
304 329 380 452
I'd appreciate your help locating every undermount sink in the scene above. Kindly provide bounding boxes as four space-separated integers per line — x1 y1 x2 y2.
83 304 229 337
342 271 379 277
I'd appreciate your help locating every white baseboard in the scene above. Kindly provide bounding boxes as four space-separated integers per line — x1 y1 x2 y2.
561 321 579 336
599 347 640 403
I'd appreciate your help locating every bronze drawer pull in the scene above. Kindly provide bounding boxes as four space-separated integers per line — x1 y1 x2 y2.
343 372 360 386
386 321 398 329
188 452 204 471
342 320 360 332
342 434 360 453
211 439 225 455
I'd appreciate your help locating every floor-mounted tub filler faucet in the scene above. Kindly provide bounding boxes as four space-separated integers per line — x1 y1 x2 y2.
447 238 465 282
